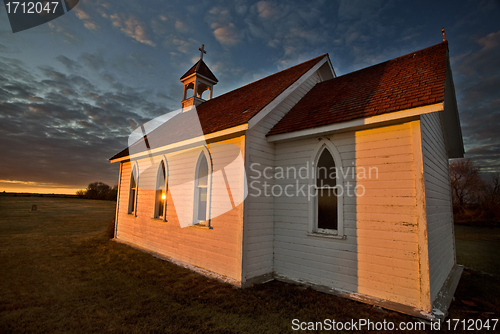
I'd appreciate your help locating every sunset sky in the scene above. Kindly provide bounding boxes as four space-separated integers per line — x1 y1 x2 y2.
1 0 499 194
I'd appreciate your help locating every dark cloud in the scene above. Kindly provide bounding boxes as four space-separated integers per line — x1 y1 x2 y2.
454 29 500 173
0 54 168 190
79 52 106 71
56 55 83 72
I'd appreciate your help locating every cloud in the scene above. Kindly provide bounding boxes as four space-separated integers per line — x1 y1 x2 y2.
457 30 500 77
84 21 100 30
110 13 156 46
256 1 277 19
170 38 192 53
230 0 335 66
209 7 231 17
206 5 242 46
56 55 82 72
47 22 82 44
234 0 248 15
213 24 240 45
74 8 90 20
79 52 105 71
174 20 190 33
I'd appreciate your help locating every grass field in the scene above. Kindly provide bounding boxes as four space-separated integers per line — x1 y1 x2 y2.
1 196 499 333
455 224 500 276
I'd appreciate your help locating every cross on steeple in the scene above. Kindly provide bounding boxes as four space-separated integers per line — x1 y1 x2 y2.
199 44 206 60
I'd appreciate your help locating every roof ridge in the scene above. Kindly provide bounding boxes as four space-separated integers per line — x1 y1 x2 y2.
236 53 327 89
330 41 448 80
201 54 327 105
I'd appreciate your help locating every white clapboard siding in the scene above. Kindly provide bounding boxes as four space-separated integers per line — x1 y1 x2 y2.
272 122 423 308
420 112 456 302
243 71 322 282
115 136 245 283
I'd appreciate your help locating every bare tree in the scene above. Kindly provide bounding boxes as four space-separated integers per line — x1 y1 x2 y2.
449 159 485 214
483 173 500 220
487 173 500 205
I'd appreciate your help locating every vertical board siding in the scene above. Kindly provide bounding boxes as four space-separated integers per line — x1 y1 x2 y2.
115 136 245 283
421 112 456 302
243 72 322 281
273 122 422 308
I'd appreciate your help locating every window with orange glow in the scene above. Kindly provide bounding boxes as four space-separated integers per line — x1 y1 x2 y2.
155 161 167 220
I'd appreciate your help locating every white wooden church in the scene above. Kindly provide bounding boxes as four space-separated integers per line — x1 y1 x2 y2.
110 38 464 319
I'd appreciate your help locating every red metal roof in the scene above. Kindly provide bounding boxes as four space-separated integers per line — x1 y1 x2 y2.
267 41 448 136
110 54 326 161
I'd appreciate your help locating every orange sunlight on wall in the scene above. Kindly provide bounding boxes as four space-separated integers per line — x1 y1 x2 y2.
355 122 421 309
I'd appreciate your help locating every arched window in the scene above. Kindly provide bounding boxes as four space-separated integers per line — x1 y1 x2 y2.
194 151 210 224
316 148 338 231
128 166 138 215
154 161 167 220
310 141 344 237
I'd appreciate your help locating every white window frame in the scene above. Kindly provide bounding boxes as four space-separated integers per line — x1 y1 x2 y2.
154 157 168 221
308 139 344 238
128 164 139 216
193 148 213 227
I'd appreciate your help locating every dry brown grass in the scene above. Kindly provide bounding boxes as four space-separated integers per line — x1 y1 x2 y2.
0 196 498 333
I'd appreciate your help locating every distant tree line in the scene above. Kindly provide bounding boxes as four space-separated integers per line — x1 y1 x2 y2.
450 159 500 224
76 182 118 201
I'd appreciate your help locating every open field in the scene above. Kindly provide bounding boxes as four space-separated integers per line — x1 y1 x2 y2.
455 224 500 276
1 196 499 333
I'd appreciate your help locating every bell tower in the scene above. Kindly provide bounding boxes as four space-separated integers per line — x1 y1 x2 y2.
180 44 218 110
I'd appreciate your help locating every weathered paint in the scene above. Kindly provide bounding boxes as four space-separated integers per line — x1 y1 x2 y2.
410 120 432 311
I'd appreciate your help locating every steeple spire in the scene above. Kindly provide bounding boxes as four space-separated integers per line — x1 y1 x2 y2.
179 44 218 110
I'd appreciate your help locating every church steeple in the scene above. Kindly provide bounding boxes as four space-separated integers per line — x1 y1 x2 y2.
180 44 218 110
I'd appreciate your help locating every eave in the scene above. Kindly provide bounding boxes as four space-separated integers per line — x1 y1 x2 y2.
266 102 444 142
110 123 248 163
